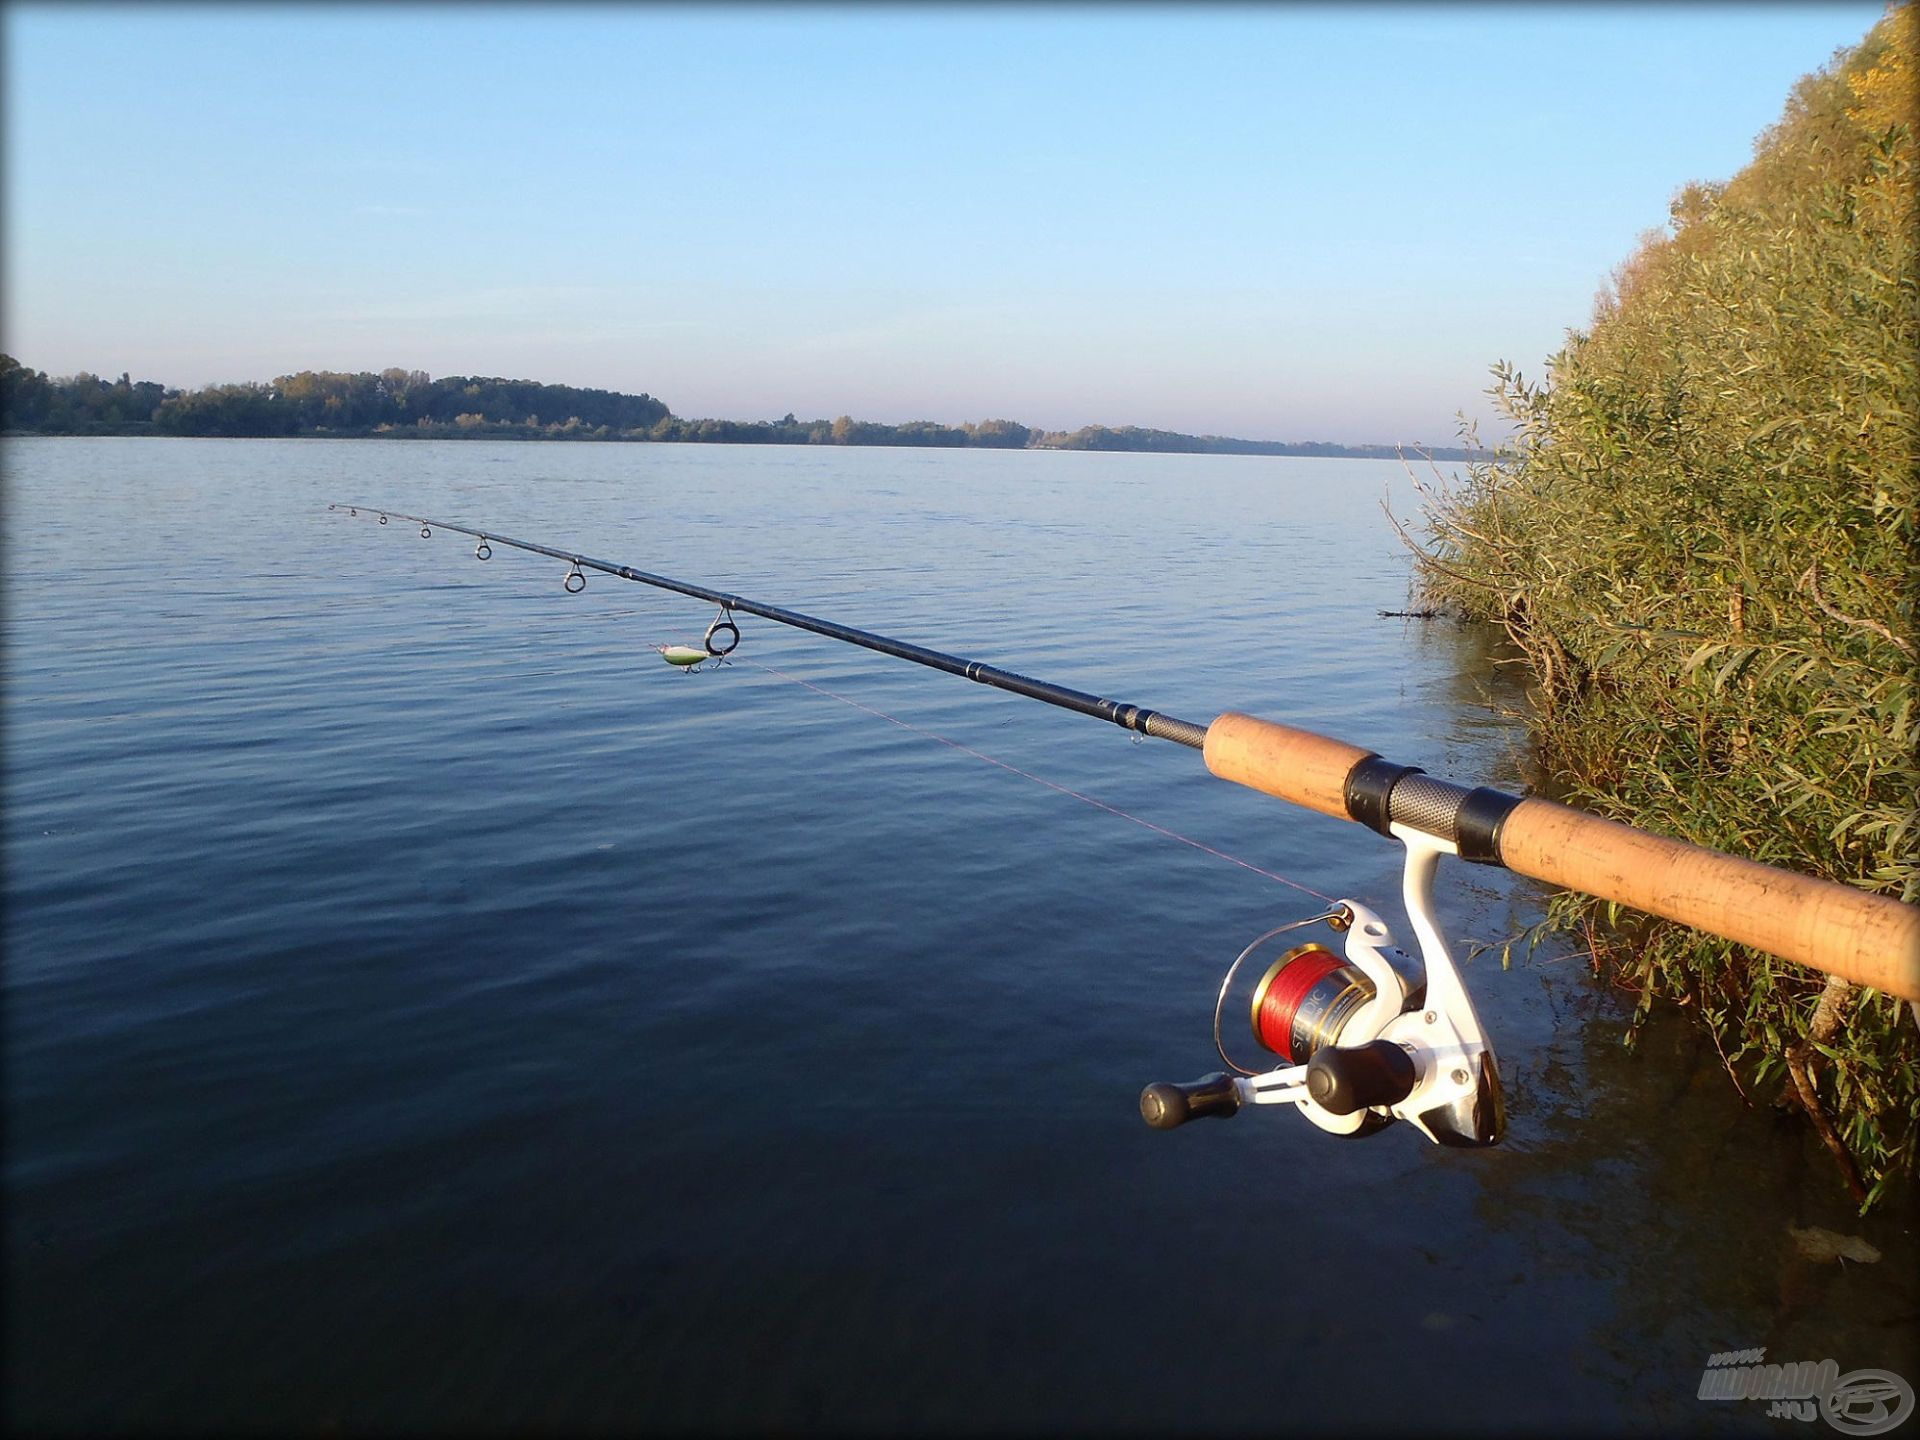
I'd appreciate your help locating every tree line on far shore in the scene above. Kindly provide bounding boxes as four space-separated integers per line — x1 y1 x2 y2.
0 354 1474 460
0 360 672 441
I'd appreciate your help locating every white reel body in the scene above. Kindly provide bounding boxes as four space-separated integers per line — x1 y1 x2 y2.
1141 828 1505 1148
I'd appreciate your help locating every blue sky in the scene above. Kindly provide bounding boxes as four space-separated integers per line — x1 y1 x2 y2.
2 3 1889 443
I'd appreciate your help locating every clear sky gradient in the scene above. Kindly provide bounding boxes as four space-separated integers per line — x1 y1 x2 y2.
3 3 1888 444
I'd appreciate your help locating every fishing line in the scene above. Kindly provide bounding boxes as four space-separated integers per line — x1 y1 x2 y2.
331 503 1333 900
333 502 1920 1150
734 654 1336 903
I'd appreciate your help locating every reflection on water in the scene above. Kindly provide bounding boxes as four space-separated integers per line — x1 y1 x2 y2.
1480 981 1917 1436
4 439 1911 1433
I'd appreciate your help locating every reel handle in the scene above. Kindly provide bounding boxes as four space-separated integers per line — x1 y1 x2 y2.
1305 1040 1417 1116
1139 1073 1242 1130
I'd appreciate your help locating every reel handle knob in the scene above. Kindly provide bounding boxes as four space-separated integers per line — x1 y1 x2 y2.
1305 1040 1417 1116
1139 1073 1242 1130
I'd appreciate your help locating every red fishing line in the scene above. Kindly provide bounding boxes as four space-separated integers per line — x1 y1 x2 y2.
1250 945 1348 1061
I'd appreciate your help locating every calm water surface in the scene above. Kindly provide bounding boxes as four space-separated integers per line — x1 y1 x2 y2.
5 439 1913 1433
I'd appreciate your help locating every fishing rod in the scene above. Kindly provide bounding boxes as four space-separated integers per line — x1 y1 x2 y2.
330 505 1209 746
333 504 1920 1150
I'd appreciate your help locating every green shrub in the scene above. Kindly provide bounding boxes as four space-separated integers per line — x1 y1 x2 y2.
1415 4 1917 1206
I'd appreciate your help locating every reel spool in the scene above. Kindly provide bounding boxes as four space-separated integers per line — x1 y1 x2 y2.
1211 918 1425 1077
1249 942 1418 1065
1250 943 1352 1063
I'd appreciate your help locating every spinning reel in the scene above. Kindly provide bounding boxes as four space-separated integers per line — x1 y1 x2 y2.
1140 828 1505 1148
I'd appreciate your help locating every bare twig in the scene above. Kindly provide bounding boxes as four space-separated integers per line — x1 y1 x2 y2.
1707 1013 1751 1106
1801 561 1915 656
1784 973 1868 1204
1378 495 1506 592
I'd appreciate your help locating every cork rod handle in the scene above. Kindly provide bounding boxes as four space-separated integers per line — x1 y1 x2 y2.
1203 712 1920 1002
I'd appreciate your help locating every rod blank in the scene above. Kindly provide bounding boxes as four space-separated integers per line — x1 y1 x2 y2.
337 506 1210 748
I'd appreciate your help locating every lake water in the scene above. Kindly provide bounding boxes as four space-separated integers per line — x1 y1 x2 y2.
5 438 1912 1433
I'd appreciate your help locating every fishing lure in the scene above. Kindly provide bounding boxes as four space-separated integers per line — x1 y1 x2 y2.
656 606 741 671
657 646 714 670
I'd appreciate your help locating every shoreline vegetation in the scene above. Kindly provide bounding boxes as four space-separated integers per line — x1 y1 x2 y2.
0 355 1474 461
1412 5 1914 1207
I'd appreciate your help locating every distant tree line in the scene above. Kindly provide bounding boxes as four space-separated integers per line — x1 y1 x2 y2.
1029 423 1449 460
642 413 1037 447
0 353 1474 458
0 358 669 440
0 360 171 434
